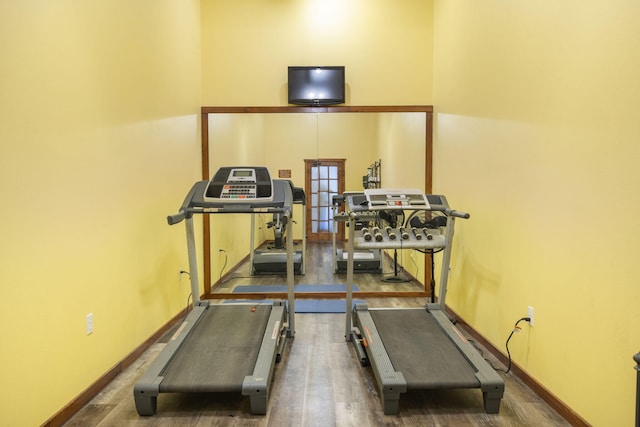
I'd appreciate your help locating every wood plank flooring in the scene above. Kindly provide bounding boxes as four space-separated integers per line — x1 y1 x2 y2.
63 242 571 426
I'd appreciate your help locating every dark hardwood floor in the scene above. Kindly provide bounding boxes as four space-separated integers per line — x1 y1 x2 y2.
63 242 570 426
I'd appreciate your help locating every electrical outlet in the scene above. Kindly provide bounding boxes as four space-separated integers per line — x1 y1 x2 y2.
86 313 94 335
527 306 534 327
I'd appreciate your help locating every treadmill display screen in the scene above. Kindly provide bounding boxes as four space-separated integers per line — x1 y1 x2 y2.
364 188 430 210
204 166 273 202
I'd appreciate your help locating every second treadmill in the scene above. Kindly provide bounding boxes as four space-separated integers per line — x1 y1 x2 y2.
344 189 504 414
252 183 306 275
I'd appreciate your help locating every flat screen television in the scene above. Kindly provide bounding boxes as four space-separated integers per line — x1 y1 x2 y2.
288 66 345 106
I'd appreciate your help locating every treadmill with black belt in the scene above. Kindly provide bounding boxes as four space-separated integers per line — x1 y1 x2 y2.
344 189 504 415
134 167 296 416
251 182 306 275
331 192 382 274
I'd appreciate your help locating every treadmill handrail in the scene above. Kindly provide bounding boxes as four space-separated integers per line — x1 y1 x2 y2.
445 208 470 219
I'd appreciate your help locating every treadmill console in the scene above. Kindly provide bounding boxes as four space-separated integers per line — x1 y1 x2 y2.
364 188 430 210
204 167 273 202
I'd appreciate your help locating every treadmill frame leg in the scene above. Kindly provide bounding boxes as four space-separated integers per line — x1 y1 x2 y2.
482 388 503 414
382 390 402 415
134 394 158 416
249 394 268 415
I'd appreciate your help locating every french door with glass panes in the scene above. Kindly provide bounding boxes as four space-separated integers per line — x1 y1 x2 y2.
304 159 345 242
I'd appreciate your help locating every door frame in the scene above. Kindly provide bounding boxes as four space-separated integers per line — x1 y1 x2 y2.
304 158 346 242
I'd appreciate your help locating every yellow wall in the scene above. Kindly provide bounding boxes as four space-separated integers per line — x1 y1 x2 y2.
201 0 433 106
377 112 428 281
0 1 201 425
433 2 640 425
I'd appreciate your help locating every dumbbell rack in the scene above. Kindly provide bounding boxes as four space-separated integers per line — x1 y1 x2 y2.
355 225 446 250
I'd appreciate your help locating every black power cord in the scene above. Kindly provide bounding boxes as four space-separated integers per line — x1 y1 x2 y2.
503 317 531 374
219 249 228 284
182 292 192 322
178 270 192 319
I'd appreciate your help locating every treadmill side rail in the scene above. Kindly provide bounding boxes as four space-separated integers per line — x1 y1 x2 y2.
353 305 407 415
242 303 287 414
430 310 505 413
133 303 210 416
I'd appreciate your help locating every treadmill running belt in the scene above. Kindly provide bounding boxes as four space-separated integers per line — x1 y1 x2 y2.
160 304 271 393
370 309 480 389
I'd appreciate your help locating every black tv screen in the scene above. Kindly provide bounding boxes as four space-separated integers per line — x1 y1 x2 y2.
288 66 345 106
